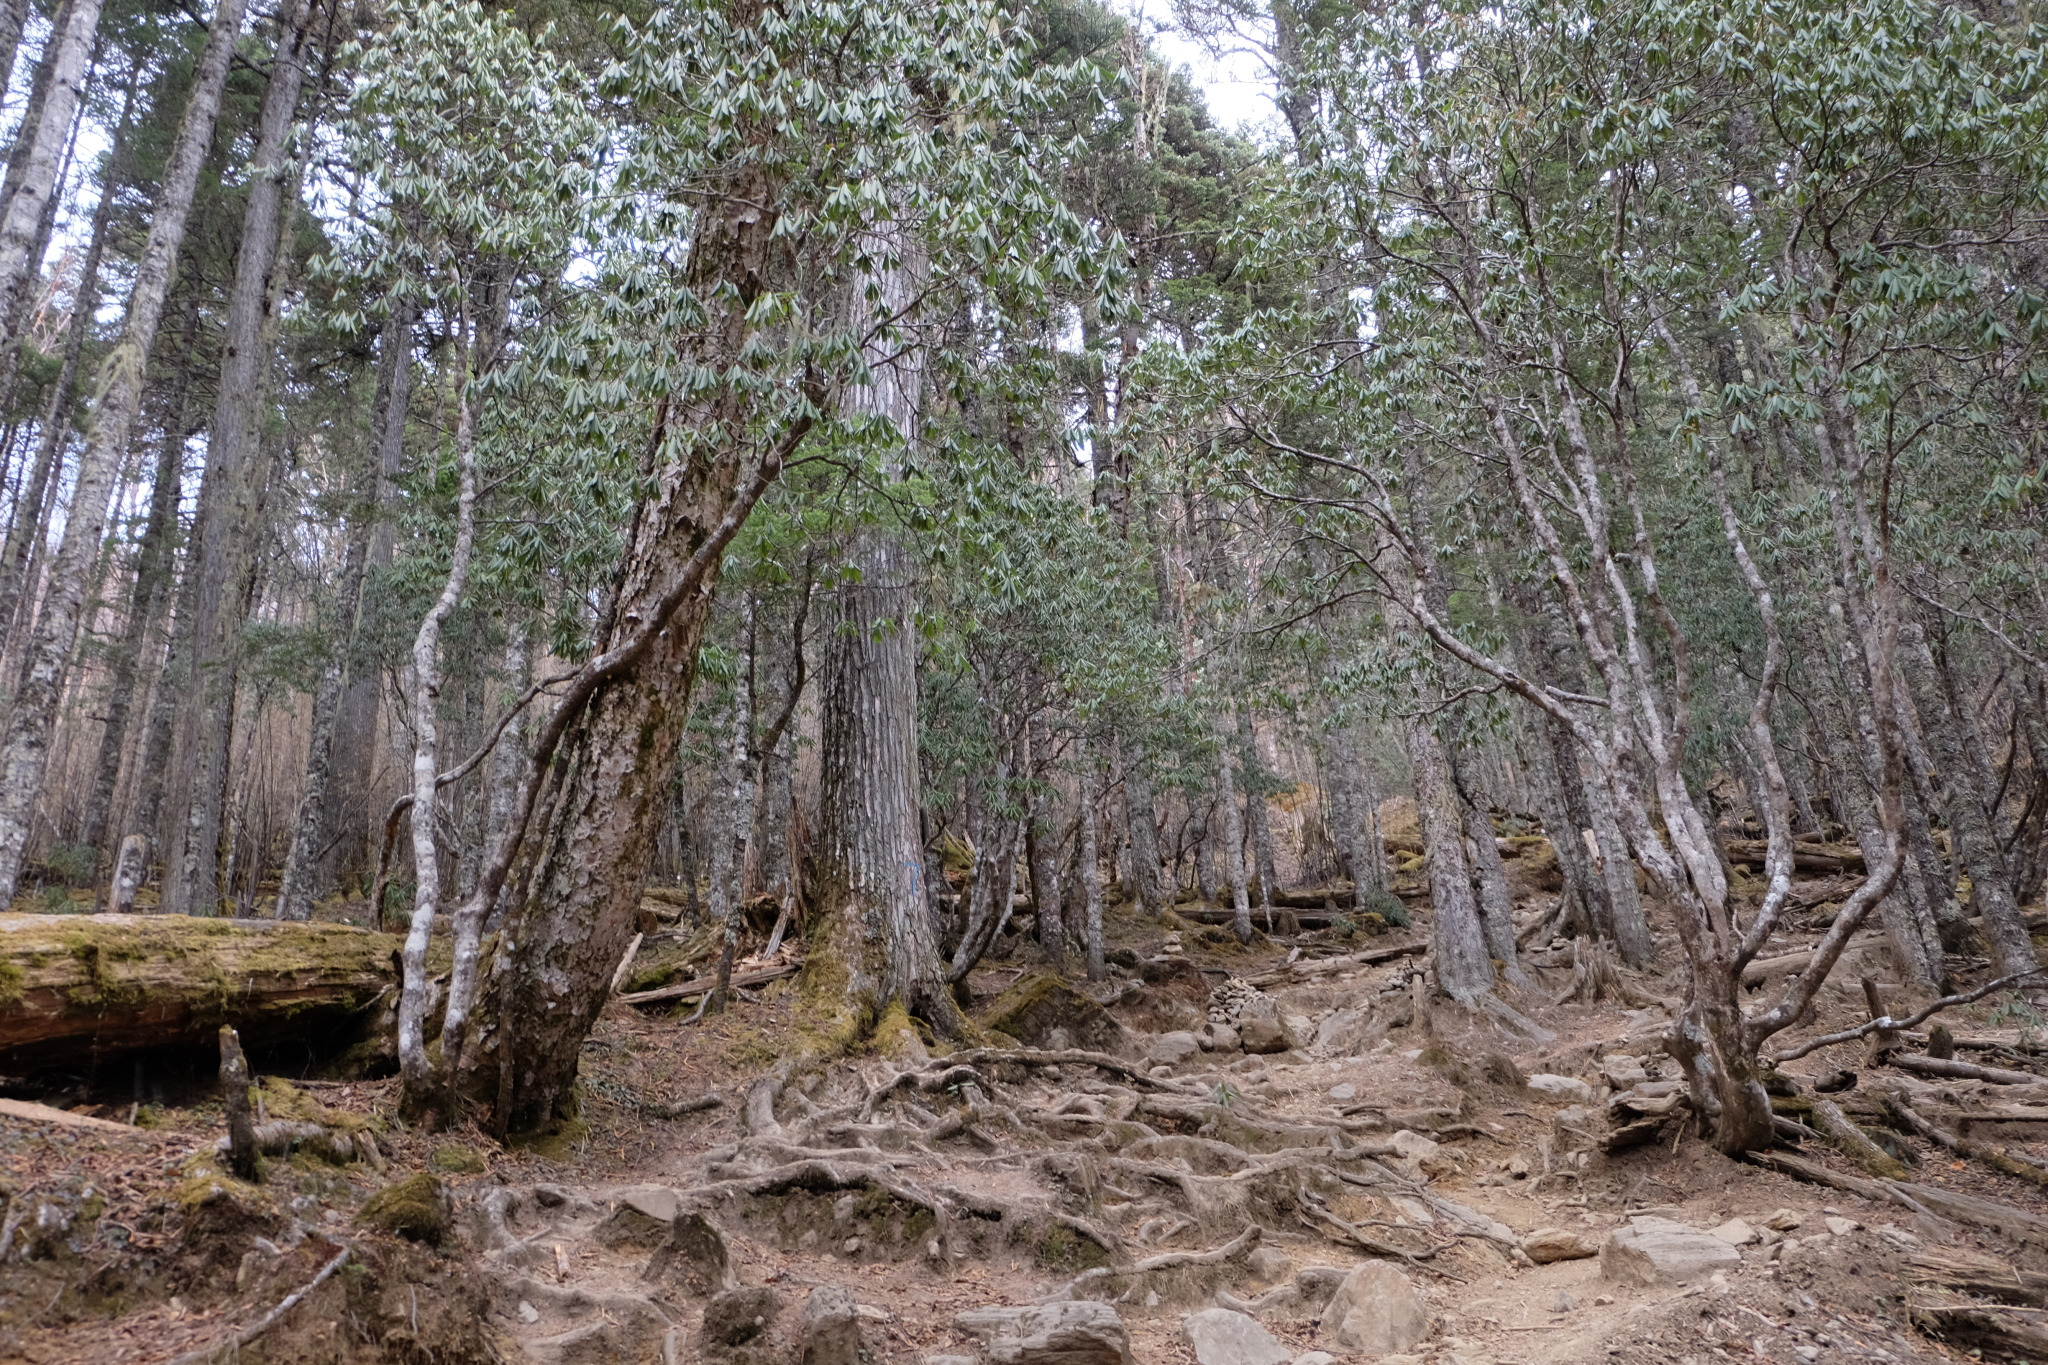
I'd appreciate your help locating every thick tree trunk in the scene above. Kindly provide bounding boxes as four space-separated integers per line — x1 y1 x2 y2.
0 0 99 369
159 3 313 917
0 0 245 906
1409 718 1493 1002
1120 738 1161 915
1456 761 1529 988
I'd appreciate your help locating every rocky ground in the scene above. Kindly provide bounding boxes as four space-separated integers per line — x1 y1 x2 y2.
2 862 2046 1365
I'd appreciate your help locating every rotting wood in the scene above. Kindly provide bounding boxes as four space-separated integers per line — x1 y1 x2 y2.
0 913 396 1070
1908 1250 2048 1306
1891 1054 2042 1086
1909 1302 2048 1358
616 961 799 1006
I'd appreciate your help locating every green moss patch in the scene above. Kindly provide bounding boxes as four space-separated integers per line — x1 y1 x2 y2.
356 1172 448 1244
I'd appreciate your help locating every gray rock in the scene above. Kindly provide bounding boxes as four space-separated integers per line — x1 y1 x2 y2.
1149 1031 1204 1066
643 1211 738 1294
956 1302 1132 1365
1316 1262 1429 1354
1205 1022 1242 1053
1600 1053 1650 1088
1292 1355 1337 1365
1526 1073 1597 1104
702 1286 780 1348
1327 1083 1357 1101
1181 1308 1291 1365
799 1285 864 1365
1600 1217 1743 1287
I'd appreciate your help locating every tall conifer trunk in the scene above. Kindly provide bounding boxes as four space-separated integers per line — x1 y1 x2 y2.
0 0 245 904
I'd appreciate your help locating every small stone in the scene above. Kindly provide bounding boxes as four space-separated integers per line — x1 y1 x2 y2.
1551 1291 1577 1313
1709 1219 1757 1246
1328 1083 1358 1101
1317 1262 1429 1354
1824 1216 1860 1237
1507 1153 1530 1179
1764 1209 1803 1231
518 1300 540 1324
1292 1355 1337 1365
1247 1246 1294 1284
1206 1022 1242 1053
1526 1073 1598 1104
1795 1347 1820 1363
843 1236 864 1253
1593 1295 1614 1306
1523 1228 1599 1264
1180 1308 1292 1365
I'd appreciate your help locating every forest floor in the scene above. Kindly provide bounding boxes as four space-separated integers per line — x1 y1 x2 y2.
1 849 2045 1365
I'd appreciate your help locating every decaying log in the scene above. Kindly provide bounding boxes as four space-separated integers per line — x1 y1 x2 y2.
1721 839 1864 873
1891 1054 2043 1086
1752 1150 2048 1246
1909 1302 2048 1358
0 913 396 1071
1245 940 1426 986
1908 1250 2048 1306
1809 1096 1910 1179
615 961 799 1006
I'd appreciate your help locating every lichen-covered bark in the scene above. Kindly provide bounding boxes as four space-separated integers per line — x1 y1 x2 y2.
0 0 246 905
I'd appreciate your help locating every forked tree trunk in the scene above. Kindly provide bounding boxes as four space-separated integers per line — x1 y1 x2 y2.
159 2 314 917
0 0 244 906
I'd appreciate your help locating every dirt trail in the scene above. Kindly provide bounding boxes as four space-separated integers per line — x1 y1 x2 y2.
2 889 2044 1365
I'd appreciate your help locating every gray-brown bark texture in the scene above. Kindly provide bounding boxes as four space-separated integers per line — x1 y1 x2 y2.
160 2 314 916
0 0 246 905
0 0 100 369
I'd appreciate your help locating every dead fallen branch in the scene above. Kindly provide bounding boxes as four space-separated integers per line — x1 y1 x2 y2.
1890 1053 2043 1086
616 961 800 1006
1750 1150 2048 1246
1878 1090 2048 1190
1245 940 1427 986
1063 1223 1261 1295
1773 971 2046 1062
158 1245 351 1365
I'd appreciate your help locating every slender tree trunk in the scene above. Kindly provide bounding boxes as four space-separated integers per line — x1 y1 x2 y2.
396 329 478 1120
0 0 100 369
477 621 530 929
1026 710 1065 967
159 3 313 916
1218 726 1252 944
1901 621 2038 983
709 600 756 1013
1241 715 1279 910
1079 748 1104 980
79 289 197 855
322 300 415 895
0 0 244 906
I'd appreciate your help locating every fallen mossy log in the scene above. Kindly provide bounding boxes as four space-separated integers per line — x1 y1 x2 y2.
0 912 396 1071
